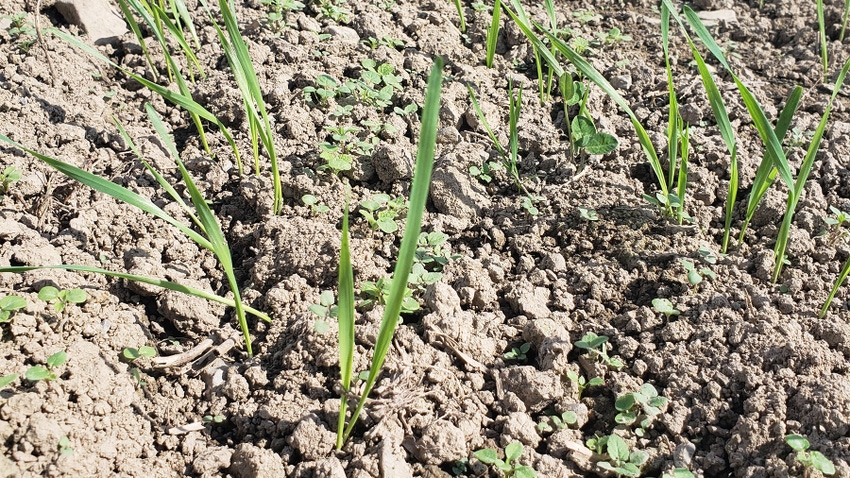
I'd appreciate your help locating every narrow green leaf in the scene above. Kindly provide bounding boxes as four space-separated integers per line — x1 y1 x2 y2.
485 0 501 68
336 189 355 450
821 256 850 318
0 265 270 322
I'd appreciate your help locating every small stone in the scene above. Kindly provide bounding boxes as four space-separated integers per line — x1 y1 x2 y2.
501 412 540 448
193 446 233 475
499 366 565 413
415 420 467 465
288 414 335 461
326 26 360 44
55 0 127 45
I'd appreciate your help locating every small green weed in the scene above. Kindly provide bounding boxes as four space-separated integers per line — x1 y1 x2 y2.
474 441 537 478
0 295 26 323
579 207 598 221
594 434 649 477
359 194 407 233
681 259 715 285
575 332 624 369
3 12 36 52
652 298 680 318
785 434 835 476
302 194 330 213
566 370 604 399
0 374 17 389
536 410 578 433
25 350 67 382
0 166 22 194
596 27 631 45
614 383 667 437
504 342 531 361
662 469 696 478
38 286 87 314
359 277 419 314
414 231 459 268
824 205 849 228
259 0 304 32
122 345 157 360
318 0 351 23
309 290 338 334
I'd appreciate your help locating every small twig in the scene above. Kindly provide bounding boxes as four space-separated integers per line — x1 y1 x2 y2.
34 0 57 85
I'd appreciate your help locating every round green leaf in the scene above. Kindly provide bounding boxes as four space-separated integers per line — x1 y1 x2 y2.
809 451 835 474
514 466 537 478
584 133 618 155
504 441 523 463
785 434 809 452
0 295 26 311
138 346 157 357
38 286 59 301
615 393 636 412
25 366 51 381
473 448 500 464
606 434 630 462
123 348 141 360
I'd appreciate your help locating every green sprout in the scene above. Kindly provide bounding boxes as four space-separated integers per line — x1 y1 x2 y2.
651 298 680 318
681 259 715 285
0 166 22 194
536 410 578 433
785 434 835 476
566 370 604 399
38 286 87 313
504 342 531 361
309 290 338 334
824 205 849 228
122 346 157 360
302 194 330 213
596 434 649 478
614 383 667 437
3 12 36 52
0 374 17 389
662 470 696 478
25 350 67 382
358 277 419 314
0 295 26 323
579 207 598 221
574 332 624 369
259 0 304 32
359 194 407 233
473 442 537 478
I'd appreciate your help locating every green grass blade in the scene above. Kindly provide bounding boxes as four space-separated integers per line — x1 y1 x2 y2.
172 0 201 49
214 0 283 213
677 122 690 224
50 28 243 173
148 1 204 80
485 0 501 68
508 82 521 187
817 0 828 74
525 13 668 204
112 117 204 230
145 104 253 356
342 56 443 444
738 86 802 243
467 85 507 157
821 256 850 318
335 190 355 450
0 265 270 321
841 0 850 41
679 5 795 195
661 2 679 193
0 133 212 250
453 0 466 32
772 58 850 281
115 0 159 82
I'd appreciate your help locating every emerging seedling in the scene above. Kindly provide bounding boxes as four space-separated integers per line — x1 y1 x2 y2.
575 332 624 369
566 370 604 399
662 469 696 478
614 383 667 437
785 434 835 476
302 194 330 213
25 350 67 382
652 298 680 318
359 194 407 233
681 259 715 286
122 346 157 361
0 166 22 194
38 286 86 313
596 434 649 478
58 436 74 456
0 374 17 389
309 290 338 334
0 295 26 323
474 441 537 478
579 207 598 221
504 342 531 361
359 277 419 314
536 410 578 433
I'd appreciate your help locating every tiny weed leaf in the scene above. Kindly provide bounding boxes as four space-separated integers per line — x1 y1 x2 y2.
652 298 680 316
504 441 523 463
809 451 836 474
138 345 156 357
25 366 51 381
65 289 87 303
123 348 141 360
473 448 501 464
607 434 630 462
0 374 17 389
640 383 658 398
584 132 618 155
616 393 636 412
514 466 537 478
0 295 26 311
588 377 605 386
38 286 59 302
575 332 607 350
785 434 809 451
46 351 67 368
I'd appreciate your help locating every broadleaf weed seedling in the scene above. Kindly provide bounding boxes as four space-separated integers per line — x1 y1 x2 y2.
681 259 715 286
785 434 836 476
662 469 696 478
504 342 531 361
58 436 74 456
259 0 304 33
358 277 419 314
122 346 157 361
614 383 667 437
25 350 67 382
566 370 604 399
414 231 459 268
575 332 624 369
0 374 18 389
652 297 680 318
596 433 649 478
0 295 26 323
38 286 86 314
474 441 537 478
536 409 578 433
309 290 338 334
3 12 36 52
359 194 407 233
579 207 598 221
302 194 330 213
0 166 22 194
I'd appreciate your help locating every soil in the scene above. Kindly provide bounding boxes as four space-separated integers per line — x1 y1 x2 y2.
0 0 849 476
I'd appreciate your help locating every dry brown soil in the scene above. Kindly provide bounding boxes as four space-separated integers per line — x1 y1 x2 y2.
0 0 849 476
